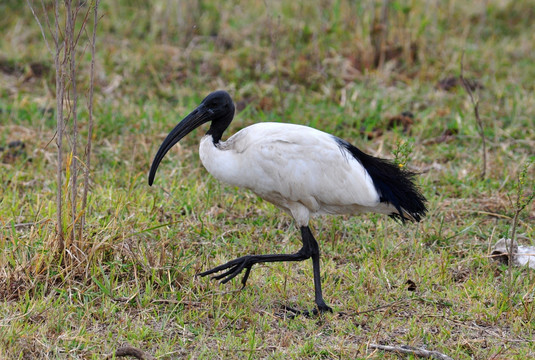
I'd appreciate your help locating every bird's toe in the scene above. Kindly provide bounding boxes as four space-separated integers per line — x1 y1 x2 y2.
316 303 333 313
199 256 255 287
279 303 334 318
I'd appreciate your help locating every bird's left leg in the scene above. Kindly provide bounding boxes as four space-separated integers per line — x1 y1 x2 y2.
198 232 314 288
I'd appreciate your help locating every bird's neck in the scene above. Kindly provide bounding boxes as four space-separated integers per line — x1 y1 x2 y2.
206 111 234 144
206 128 222 144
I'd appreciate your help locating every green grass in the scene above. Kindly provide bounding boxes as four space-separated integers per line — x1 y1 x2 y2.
1 0 535 358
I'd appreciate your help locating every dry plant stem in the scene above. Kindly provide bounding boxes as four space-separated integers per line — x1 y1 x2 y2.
55 0 65 249
26 0 64 247
66 0 79 249
460 52 486 179
81 0 100 233
6 220 48 229
27 0 100 257
26 0 52 55
369 343 455 360
355 299 409 315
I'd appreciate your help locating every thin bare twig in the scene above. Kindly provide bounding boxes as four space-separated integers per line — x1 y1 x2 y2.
25 1 59 148
29 0 101 257
73 2 92 49
40 0 56 47
54 0 65 248
355 299 410 315
26 0 53 55
81 0 100 234
64 0 80 250
460 52 486 179
2 220 48 229
369 343 455 360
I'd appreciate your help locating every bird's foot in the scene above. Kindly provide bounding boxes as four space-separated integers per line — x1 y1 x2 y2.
279 303 333 318
198 255 257 288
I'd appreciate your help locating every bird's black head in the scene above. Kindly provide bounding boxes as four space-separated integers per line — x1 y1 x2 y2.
148 90 235 186
202 90 235 143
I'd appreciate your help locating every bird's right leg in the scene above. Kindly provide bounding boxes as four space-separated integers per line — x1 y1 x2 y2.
282 226 332 316
198 230 314 288
302 226 332 313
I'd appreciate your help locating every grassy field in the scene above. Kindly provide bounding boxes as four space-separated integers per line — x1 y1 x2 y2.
1 0 534 358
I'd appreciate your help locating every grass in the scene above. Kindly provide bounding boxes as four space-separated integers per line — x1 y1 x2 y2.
1 0 535 358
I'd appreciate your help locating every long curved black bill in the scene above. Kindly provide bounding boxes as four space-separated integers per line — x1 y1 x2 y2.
148 105 212 186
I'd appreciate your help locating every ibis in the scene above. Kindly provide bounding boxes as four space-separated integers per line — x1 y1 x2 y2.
149 90 427 314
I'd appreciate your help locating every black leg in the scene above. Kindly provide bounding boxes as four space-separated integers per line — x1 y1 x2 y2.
198 234 313 286
198 225 332 314
301 226 332 313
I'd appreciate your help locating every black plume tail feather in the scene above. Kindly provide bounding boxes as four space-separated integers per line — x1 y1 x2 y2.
335 137 428 223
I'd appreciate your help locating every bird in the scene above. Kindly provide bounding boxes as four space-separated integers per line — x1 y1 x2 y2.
148 90 427 315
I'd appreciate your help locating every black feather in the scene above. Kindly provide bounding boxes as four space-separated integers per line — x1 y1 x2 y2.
334 137 427 222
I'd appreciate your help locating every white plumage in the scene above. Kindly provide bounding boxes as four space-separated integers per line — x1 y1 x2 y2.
149 90 427 315
199 122 393 226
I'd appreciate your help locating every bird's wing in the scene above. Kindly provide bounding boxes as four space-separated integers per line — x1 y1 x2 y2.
231 123 381 211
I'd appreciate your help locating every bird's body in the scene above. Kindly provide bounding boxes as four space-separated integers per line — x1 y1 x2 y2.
149 90 427 315
200 122 396 226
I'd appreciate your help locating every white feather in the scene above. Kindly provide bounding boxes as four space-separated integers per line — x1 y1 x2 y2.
200 122 395 226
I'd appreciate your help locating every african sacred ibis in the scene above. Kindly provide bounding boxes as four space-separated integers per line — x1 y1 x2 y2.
149 90 427 314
